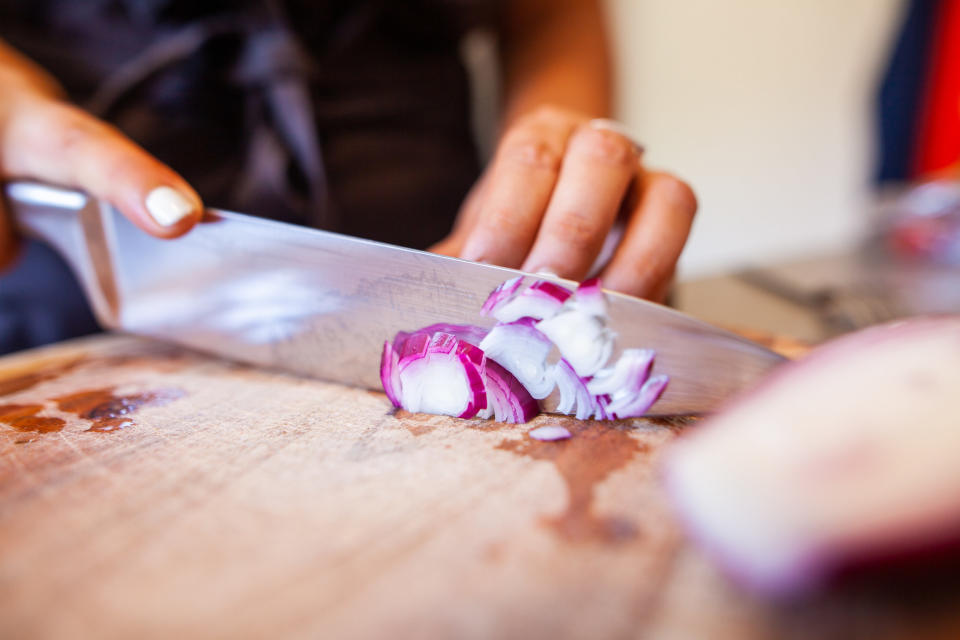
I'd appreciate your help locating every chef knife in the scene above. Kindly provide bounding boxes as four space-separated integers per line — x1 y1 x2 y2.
4 181 785 414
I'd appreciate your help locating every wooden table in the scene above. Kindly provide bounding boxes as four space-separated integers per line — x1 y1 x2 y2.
2 334 959 639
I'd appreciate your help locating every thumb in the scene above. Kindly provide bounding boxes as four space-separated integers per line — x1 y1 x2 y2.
2 98 202 238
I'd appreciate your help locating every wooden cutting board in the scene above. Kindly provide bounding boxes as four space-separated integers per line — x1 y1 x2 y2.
1 333 959 640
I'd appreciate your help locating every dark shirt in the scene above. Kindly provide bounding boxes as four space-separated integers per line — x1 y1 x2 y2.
0 0 497 353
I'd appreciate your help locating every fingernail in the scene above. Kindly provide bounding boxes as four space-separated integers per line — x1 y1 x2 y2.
587 118 645 154
145 186 194 227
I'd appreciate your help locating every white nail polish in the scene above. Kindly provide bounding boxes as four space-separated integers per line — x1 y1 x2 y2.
145 186 193 227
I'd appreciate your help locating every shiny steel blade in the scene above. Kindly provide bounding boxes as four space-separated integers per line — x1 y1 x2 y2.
7 182 785 414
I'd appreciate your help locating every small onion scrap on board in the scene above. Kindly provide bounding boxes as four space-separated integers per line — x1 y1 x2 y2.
380 277 668 424
663 317 960 597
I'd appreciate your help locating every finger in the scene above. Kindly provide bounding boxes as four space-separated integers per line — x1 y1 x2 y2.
459 107 578 267
0 198 20 271
2 99 202 238
521 123 638 279
600 170 697 300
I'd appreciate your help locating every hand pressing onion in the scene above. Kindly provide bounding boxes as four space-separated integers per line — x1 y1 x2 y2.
663 317 960 597
380 277 669 423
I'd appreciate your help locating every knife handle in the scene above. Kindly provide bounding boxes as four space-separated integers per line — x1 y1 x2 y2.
3 181 120 327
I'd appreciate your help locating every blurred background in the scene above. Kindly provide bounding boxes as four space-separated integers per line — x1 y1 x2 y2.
608 0 903 278
596 0 960 342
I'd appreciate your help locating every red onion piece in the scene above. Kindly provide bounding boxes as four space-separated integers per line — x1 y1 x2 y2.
601 374 668 419
380 340 402 407
536 279 615 377
394 323 489 352
479 318 556 399
480 275 572 323
587 348 654 396
552 358 596 420
396 332 487 418
529 425 572 441
480 276 524 316
570 277 607 316
479 360 540 423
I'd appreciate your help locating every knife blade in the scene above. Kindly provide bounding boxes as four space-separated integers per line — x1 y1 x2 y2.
5 181 785 414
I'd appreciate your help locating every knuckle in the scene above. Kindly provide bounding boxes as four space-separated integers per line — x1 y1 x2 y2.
653 173 698 216
482 206 529 236
498 134 563 172
572 126 637 167
46 105 98 153
548 211 603 252
528 104 575 126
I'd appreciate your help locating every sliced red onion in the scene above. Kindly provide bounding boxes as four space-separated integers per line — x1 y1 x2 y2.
529 425 572 441
552 358 596 420
593 394 612 420
587 349 655 396
479 360 540 423
479 318 556 399
535 279 615 377
396 332 487 418
394 323 489 352
601 374 668 419
571 278 606 316
381 277 669 424
380 340 402 407
485 280 573 323
480 276 524 316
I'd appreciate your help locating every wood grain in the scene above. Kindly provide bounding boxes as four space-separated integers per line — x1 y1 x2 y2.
1 334 958 639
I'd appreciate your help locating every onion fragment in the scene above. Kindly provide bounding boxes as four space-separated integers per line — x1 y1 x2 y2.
529 425 572 441
393 332 487 418
480 276 524 316
536 278 615 377
600 374 668 419
380 340 402 407
484 279 573 323
552 359 596 420
479 318 556 399
479 360 540 423
664 317 960 596
588 349 667 419
394 323 489 352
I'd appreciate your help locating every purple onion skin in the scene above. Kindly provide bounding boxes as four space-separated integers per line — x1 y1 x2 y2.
663 317 960 598
553 358 595 420
480 276 524 316
529 281 572 303
605 374 669 419
483 278 573 323
380 341 402 407
484 360 539 423
394 323 489 352
448 336 488 419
